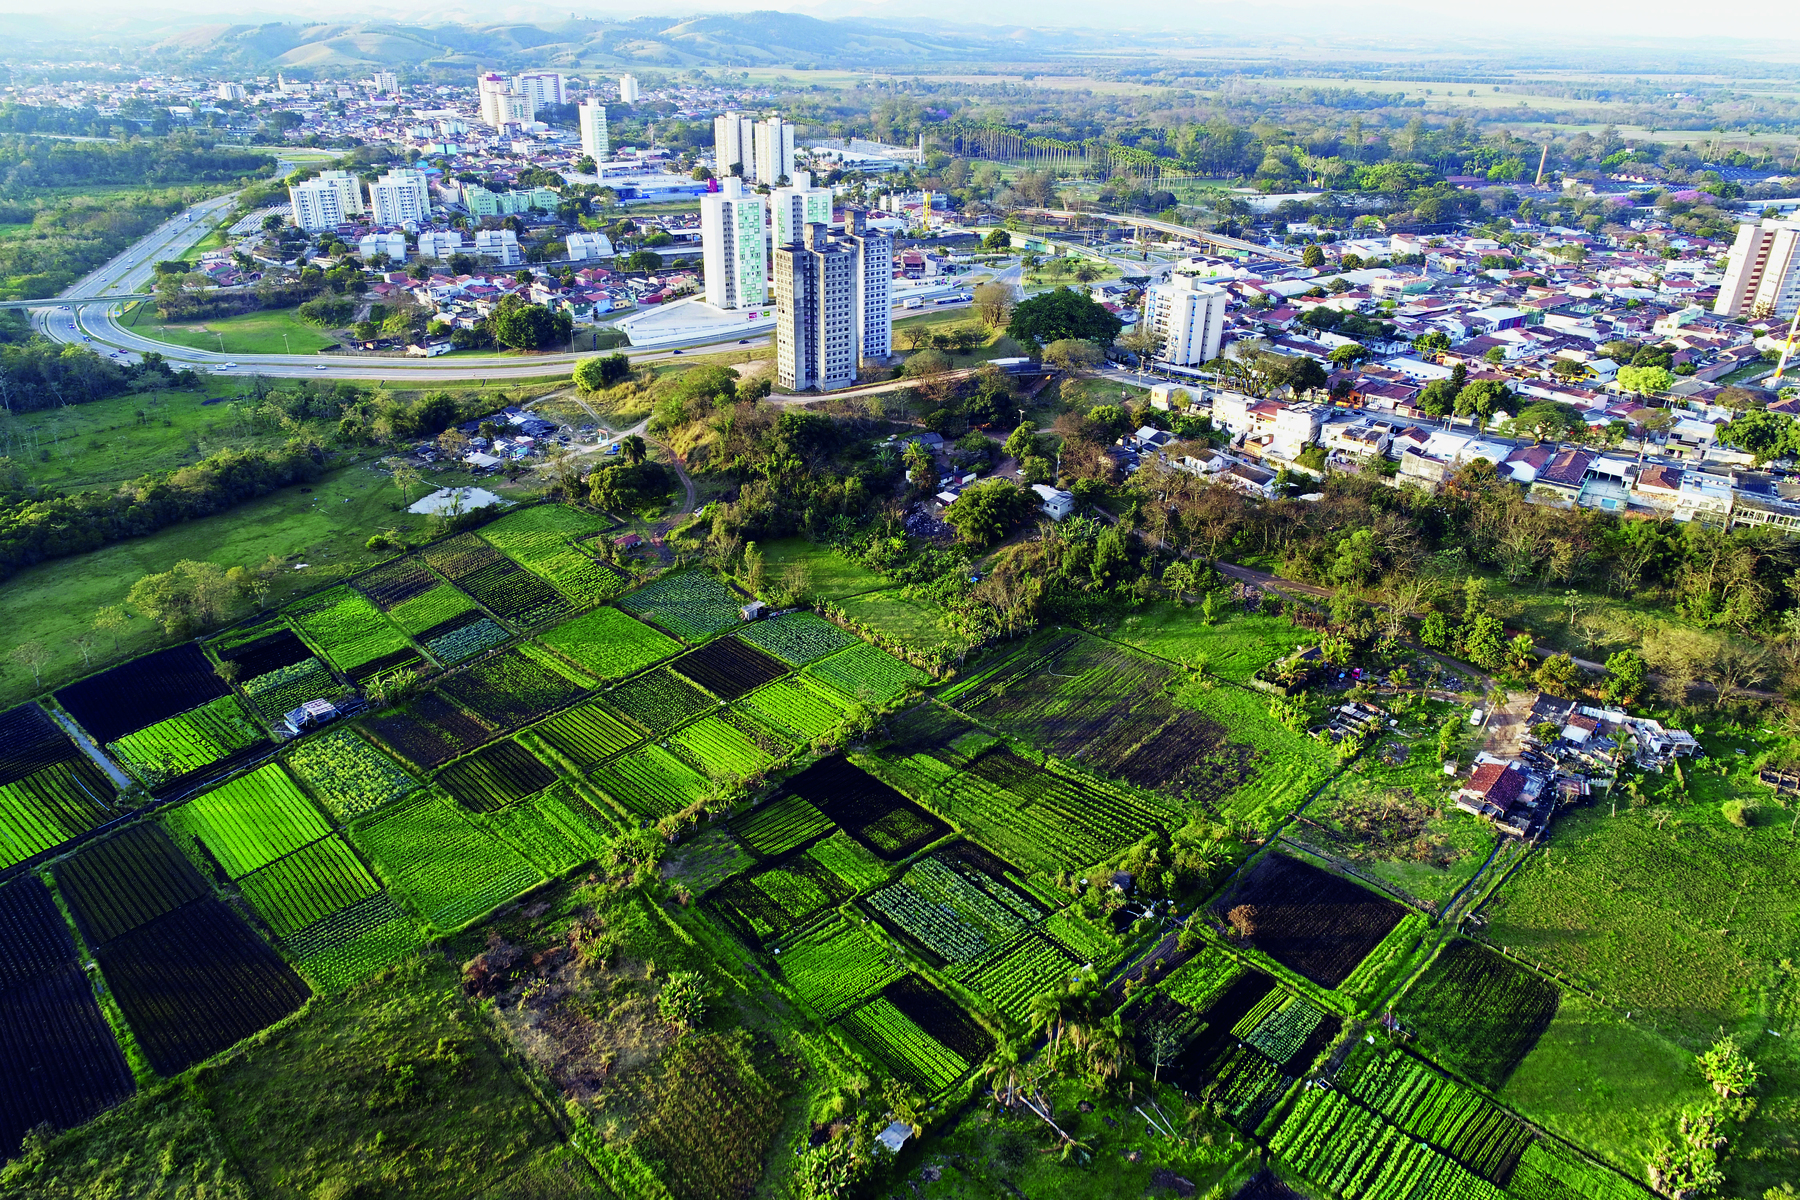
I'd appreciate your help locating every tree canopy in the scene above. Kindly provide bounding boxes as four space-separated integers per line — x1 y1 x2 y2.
1006 287 1123 348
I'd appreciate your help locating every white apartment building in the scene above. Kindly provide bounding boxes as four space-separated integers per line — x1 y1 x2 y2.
1143 274 1228 366
714 112 755 178
754 117 796 186
578 100 609 163
566 232 615 261
845 207 892 363
418 231 463 260
477 71 533 128
701 177 768 311
474 229 522 266
314 169 365 218
771 170 833 251
288 179 346 234
368 169 431 225
371 71 398 94
514 70 566 109
1715 218 1800 319
358 231 407 262
619 74 640 104
774 223 859 391
216 82 245 101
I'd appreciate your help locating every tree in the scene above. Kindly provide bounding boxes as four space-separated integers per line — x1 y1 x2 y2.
1419 378 1458 417
1003 421 1041 461
1595 648 1645 707
973 279 1015 329
574 352 631 392
655 970 707 1033
1617 364 1673 395
620 434 648 466
1301 244 1325 268
942 479 1035 547
1328 342 1370 368
9 642 50 688
1007 287 1123 348
92 605 129 653
904 441 936 495
389 460 422 503
489 297 572 350
126 561 237 636
1697 1035 1759 1098
981 227 1011 252
1041 339 1105 372
1534 652 1577 694
1462 612 1507 670
1116 327 1166 378
1719 408 1797 465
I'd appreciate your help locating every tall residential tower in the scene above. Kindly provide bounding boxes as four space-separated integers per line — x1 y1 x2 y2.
579 100 609 163
1142 274 1229 366
701 177 768 311
1715 218 1800 320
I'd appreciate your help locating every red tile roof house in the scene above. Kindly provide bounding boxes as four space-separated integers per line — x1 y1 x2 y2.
1458 761 1526 818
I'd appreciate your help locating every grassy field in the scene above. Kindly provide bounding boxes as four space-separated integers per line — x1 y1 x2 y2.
1499 995 1710 1175
137 307 337 356
835 587 959 652
753 536 888 601
0 458 455 711
1100 604 1314 682
0 380 300 492
893 309 1028 368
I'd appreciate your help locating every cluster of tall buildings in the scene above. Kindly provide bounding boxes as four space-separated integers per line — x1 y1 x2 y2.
474 70 638 131
288 168 431 235
1716 217 1800 321
701 170 891 390
713 112 796 185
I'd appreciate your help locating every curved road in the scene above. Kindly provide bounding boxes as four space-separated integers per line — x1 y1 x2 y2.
33 192 983 384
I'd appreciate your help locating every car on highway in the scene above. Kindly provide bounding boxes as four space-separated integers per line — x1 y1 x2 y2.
671 349 683 355
315 364 328 371
739 339 749 344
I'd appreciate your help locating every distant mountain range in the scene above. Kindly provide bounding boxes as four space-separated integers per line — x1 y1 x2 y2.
120 14 1094 72
6 8 1798 75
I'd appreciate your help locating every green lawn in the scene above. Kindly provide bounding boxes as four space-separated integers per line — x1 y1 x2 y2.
755 537 888 601
140 307 337 355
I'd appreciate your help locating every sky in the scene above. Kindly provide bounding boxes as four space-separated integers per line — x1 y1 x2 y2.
2 0 1796 50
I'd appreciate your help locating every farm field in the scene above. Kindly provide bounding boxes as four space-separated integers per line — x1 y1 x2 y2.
2 498 1735 1197
754 538 889 600
834 588 960 653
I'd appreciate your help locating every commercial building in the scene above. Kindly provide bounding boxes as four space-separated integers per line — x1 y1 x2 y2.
619 74 640 104
774 223 859 391
566 232 615 261
473 229 522 266
714 111 755 179
770 170 833 251
371 71 398 95
368 169 431 225
1715 218 1800 319
700 176 767 311
513 70 566 109
288 178 347 233
357 231 407 262
477 71 533 128
418 230 463 260
754 117 796 186
578 100 609 162
1143 273 1228 366
216 82 245 101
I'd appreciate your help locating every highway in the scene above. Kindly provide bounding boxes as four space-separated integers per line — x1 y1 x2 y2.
32 194 982 383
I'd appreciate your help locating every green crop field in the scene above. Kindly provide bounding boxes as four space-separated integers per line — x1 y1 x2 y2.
238 834 381 937
163 762 331 878
350 794 543 931
588 743 710 820
806 642 928 704
287 586 416 674
538 605 680 680
107 694 264 787
478 505 622 605
834 588 960 653
286 727 419 823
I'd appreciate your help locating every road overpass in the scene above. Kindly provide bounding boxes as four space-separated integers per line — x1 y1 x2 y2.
1021 209 1303 264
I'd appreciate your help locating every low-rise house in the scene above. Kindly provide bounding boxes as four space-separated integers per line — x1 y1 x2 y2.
1458 760 1527 819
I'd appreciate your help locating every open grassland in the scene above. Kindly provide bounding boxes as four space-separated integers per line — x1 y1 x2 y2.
135 307 336 356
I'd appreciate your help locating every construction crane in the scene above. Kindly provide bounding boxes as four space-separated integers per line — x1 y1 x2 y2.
1773 304 1800 388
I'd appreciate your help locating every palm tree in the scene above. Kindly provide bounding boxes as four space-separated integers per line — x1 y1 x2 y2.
978 1040 1024 1108
1027 989 1067 1056
621 434 647 466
